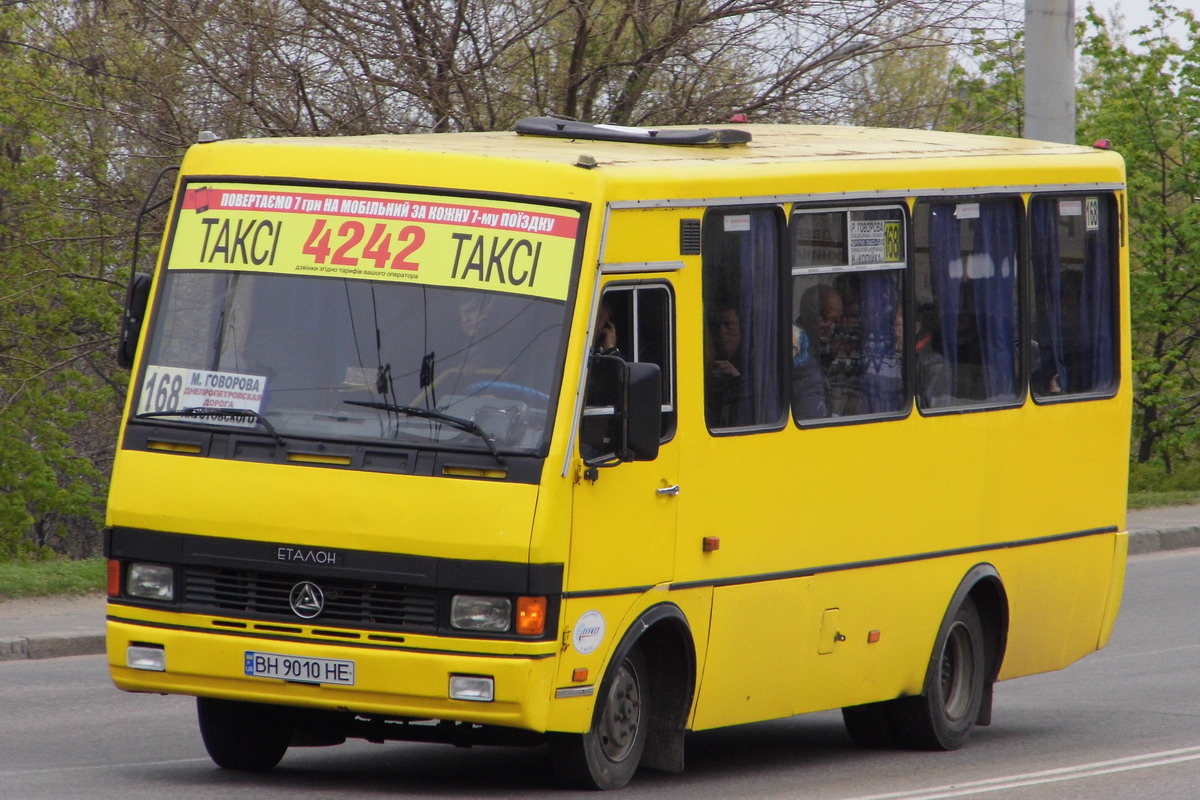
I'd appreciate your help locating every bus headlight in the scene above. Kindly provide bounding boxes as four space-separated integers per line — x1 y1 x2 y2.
449 674 495 702
126 563 175 601
450 595 511 632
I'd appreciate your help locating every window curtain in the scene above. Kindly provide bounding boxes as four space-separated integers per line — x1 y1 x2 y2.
928 205 961 398
860 270 903 412
1081 206 1115 390
1031 198 1115 394
972 202 1017 400
736 210 784 425
928 202 1017 403
1031 200 1067 392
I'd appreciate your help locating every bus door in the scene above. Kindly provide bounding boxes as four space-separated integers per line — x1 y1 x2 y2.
569 282 679 593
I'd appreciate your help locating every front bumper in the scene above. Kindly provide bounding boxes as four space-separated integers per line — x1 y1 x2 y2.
106 607 559 732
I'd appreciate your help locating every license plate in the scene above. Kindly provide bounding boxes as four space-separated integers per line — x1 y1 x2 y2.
244 651 355 685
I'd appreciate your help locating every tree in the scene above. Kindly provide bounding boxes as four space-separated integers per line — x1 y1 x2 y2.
0 4 122 557
1076 2 1200 470
124 0 1014 133
942 23 1025 137
0 0 1022 557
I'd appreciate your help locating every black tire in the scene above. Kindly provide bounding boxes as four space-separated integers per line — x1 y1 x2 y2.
892 597 986 751
550 647 649 790
196 697 292 771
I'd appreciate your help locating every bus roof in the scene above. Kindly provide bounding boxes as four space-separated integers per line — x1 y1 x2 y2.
202 123 1108 166
183 123 1124 199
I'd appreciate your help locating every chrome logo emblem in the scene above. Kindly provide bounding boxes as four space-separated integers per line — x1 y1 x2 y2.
289 581 325 619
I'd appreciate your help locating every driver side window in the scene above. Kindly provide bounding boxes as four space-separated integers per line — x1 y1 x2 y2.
579 284 676 461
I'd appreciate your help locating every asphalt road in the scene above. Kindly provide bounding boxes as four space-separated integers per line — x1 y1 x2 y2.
2 549 1197 799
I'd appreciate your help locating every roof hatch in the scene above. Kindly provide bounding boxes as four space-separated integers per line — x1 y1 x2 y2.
514 117 752 146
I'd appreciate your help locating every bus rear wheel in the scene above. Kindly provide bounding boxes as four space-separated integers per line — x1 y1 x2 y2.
893 597 986 751
197 697 292 771
550 647 649 790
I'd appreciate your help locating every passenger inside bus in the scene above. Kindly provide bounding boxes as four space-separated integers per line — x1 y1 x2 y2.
914 303 949 408
791 322 828 419
706 306 745 426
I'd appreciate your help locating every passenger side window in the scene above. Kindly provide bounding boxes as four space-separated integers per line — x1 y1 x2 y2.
790 206 908 421
701 208 787 431
1029 195 1118 399
913 199 1021 410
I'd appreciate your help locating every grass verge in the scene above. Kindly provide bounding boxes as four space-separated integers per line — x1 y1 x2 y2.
1127 490 1200 510
0 558 106 600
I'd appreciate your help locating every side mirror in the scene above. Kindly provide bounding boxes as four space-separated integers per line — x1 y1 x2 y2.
117 272 152 369
580 356 662 466
624 361 661 461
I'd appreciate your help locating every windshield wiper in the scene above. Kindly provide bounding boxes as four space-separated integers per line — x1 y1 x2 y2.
344 400 505 465
136 407 287 447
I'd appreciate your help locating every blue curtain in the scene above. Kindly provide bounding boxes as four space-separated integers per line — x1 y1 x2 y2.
859 271 903 412
737 211 784 425
1082 205 1115 390
928 205 961 399
1031 197 1115 395
927 202 1017 404
973 203 1017 400
1031 200 1067 392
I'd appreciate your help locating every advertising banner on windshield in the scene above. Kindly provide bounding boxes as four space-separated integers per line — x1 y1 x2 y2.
167 182 581 301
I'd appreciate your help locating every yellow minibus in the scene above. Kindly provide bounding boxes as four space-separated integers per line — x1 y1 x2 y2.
106 118 1129 789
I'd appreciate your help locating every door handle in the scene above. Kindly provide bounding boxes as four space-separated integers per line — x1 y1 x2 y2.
656 484 681 497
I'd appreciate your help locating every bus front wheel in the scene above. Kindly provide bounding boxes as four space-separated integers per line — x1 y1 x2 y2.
197 697 292 771
549 647 649 790
894 596 986 751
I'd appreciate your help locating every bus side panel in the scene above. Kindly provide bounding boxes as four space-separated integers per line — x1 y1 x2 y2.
690 577 809 730
994 532 1124 680
1096 531 1129 650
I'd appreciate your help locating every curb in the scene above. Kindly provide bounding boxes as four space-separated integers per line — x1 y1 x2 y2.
0 632 107 662
1126 525 1200 556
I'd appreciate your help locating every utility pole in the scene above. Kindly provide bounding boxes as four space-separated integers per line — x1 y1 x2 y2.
1024 0 1076 143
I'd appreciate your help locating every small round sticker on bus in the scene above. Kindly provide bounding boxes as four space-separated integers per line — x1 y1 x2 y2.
572 610 605 655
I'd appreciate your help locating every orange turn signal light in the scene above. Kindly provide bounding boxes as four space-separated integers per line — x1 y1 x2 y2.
516 596 547 636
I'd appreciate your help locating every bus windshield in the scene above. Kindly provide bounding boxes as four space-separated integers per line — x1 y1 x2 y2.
132 181 579 456
137 273 567 453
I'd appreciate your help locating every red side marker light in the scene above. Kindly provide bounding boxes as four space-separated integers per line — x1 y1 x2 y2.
1093 139 1113 150
729 113 749 123
107 559 121 597
703 537 721 552
867 630 881 644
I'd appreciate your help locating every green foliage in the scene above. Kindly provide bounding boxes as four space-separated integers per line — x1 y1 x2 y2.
0 4 131 559
1077 3 1200 471
944 30 1025 137
842 30 962 129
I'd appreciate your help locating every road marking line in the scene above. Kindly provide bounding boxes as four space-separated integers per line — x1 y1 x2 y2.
847 745 1200 800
